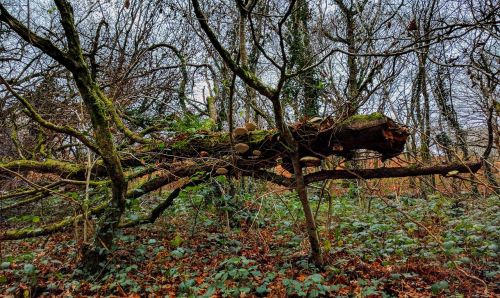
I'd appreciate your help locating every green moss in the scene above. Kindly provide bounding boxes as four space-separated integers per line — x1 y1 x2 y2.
1 159 82 175
240 68 276 96
43 159 82 174
140 141 163 152
343 112 385 125
171 139 189 150
218 133 230 143
248 130 272 144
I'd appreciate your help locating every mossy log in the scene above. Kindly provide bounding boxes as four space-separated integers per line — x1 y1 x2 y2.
145 113 409 171
0 114 410 178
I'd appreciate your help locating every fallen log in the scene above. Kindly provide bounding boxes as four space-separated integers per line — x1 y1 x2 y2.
145 113 410 172
0 113 484 198
1 113 409 179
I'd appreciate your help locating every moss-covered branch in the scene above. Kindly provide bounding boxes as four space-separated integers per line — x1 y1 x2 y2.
0 159 85 178
303 161 483 185
0 200 109 240
0 4 73 68
0 192 50 212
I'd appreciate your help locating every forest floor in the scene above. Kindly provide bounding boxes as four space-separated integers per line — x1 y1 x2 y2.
0 185 498 297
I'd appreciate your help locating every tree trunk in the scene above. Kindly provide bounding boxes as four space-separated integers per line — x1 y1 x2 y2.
290 153 323 265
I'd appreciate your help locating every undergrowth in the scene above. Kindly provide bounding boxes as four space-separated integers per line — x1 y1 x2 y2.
1 183 498 297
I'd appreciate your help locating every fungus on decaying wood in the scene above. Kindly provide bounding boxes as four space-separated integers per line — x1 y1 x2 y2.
300 156 321 167
215 167 228 175
245 122 257 131
233 127 248 137
234 143 250 154
252 150 262 156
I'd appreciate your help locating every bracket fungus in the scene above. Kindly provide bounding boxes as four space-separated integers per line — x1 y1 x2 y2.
300 156 321 167
233 127 248 137
234 143 250 154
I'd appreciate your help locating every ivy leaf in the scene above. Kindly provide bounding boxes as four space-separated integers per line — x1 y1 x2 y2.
23 263 36 275
170 234 183 248
431 280 449 294
256 286 268 295
239 287 251 293
309 274 323 283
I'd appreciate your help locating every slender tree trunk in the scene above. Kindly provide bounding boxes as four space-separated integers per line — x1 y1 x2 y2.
290 153 323 265
483 104 500 190
420 72 434 192
237 7 255 123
